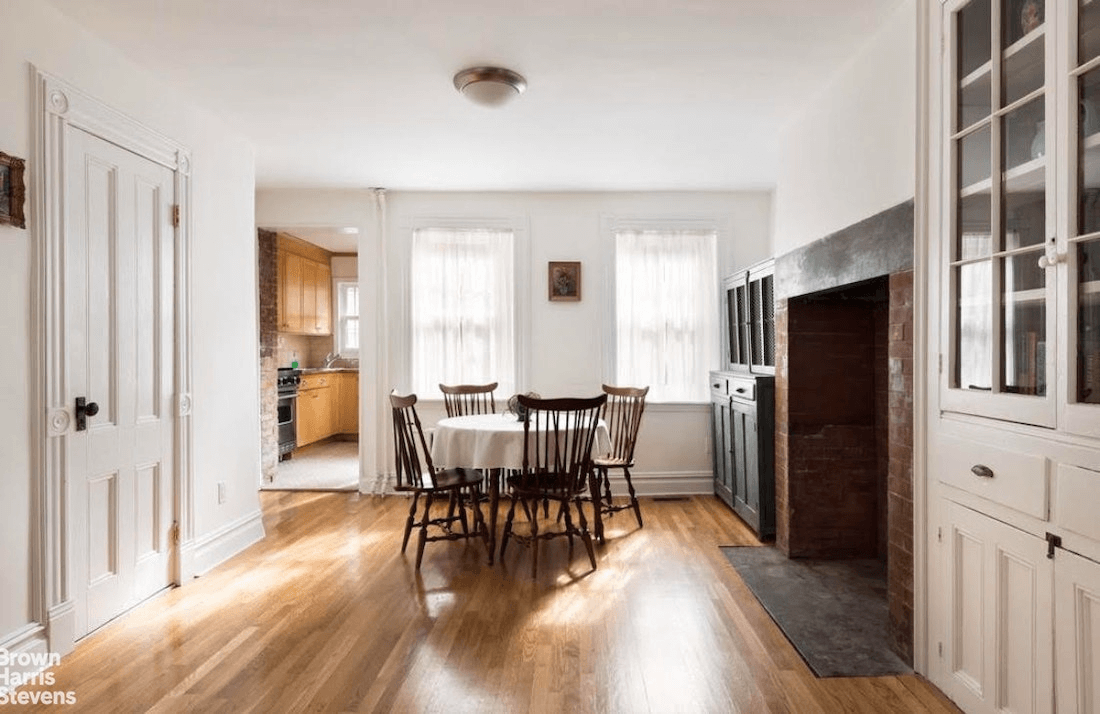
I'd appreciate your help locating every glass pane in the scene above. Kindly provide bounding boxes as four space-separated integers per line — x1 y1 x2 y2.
956 261 994 390
346 317 359 351
1003 96 1044 174
960 124 993 190
1081 0 1100 66
958 194 993 260
1001 252 1046 395
1002 31 1044 106
1005 191 1045 250
959 0 992 79
1005 0 1044 47
1080 68 1100 236
1079 239 1100 402
960 71 992 131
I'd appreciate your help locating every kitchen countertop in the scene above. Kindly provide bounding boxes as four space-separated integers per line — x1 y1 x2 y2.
298 367 359 374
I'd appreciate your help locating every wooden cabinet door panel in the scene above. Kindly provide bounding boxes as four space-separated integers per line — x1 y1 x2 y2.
280 252 305 333
1055 549 1100 714
301 259 318 333
338 373 358 433
314 261 332 335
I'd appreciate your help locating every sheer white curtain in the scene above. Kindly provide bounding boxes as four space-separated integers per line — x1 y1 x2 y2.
614 229 719 402
411 227 515 397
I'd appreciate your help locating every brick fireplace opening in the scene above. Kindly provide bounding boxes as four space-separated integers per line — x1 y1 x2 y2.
773 201 914 664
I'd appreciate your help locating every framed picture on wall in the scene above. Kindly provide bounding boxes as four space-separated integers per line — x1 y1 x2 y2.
0 151 26 229
548 261 581 301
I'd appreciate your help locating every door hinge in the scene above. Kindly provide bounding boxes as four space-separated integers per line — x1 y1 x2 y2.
172 204 180 228
938 526 943 543
938 641 943 658
1046 532 1062 559
171 521 180 545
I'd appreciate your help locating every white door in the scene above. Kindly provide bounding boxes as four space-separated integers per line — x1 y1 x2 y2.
1055 548 1100 714
64 125 176 638
942 501 1053 714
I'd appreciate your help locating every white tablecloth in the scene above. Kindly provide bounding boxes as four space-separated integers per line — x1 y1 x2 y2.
430 413 611 470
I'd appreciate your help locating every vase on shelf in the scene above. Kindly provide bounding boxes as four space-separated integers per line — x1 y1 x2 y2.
1031 120 1045 159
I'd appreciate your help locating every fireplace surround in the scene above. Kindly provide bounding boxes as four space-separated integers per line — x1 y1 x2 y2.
773 200 914 663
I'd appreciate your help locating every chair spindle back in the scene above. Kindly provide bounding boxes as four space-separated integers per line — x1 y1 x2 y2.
440 382 498 417
390 392 436 490
600 385 649 464
515 394 607 499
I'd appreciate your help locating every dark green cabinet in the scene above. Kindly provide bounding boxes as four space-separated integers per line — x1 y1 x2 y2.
710 371 775 539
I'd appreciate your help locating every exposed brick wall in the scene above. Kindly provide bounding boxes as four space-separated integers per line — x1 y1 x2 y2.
774 299 790 554
773 271 914 664
887 270 915 666
258 229 278 482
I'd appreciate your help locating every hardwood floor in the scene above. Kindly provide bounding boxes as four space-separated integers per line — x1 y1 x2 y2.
19 492 960 713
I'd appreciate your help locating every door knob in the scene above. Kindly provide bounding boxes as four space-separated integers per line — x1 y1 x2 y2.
75 397 99 432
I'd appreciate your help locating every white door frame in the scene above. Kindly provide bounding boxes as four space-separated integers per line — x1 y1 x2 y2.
30 67 195 655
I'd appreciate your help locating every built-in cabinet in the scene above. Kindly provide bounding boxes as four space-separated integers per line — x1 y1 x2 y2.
278 237 332 336
296 372 358 448
710 371 775 538
929 2 1100 711
711 258 776 539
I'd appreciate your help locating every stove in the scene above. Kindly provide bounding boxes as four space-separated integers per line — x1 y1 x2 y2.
277 368 301 458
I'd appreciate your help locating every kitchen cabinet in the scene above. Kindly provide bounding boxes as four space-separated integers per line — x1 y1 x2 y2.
710 370 775 539
296 372 358 449
337 372 358 434
278 239 332 336
927 2 1100 711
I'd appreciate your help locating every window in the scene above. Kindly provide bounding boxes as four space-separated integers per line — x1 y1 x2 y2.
614 228 719 402
410 227 516 396
335 281 359 357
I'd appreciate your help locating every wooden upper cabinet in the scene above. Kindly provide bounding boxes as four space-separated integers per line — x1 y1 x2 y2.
277 234 333 336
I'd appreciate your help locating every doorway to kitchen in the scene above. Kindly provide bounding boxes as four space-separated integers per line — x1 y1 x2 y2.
257 227 361 491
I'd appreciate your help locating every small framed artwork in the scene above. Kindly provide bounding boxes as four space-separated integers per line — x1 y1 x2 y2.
0 151 26 229
548 261 581 302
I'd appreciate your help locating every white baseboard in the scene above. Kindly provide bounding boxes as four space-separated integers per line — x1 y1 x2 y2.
0 623 54 688
606 470 713 497
45 601 75 657
190 510 265 576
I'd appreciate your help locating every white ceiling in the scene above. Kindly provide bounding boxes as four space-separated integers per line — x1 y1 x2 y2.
277 227 360 254
47 0 906 192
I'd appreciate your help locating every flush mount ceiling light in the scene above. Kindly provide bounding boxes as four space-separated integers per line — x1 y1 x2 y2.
453 66 526 107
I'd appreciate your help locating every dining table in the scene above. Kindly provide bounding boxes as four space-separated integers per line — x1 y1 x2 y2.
430 412 611 563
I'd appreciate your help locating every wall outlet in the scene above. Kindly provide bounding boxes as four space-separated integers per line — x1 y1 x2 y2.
217 481 227 504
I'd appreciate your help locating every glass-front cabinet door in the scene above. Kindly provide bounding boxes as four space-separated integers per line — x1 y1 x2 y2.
1067 0 1100 437
943 0 1057 427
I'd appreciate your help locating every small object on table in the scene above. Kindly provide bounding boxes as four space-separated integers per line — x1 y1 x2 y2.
505 391 541 422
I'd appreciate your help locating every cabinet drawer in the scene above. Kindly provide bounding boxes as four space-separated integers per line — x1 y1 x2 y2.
937 435 1049 520
1053 464 1100 544
709 373 756 401
300 373 332 390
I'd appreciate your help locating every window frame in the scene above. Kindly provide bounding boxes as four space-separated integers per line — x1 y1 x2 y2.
603 215 725 405
398 216 530 400
334 279 360 358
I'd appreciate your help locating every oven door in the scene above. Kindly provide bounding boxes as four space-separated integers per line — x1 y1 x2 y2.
277 393 297 453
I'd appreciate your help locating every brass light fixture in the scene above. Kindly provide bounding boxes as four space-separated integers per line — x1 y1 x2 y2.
453 66 527 107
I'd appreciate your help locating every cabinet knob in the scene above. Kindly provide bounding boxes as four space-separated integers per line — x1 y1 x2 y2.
1038 238 1063 268
970 464 994 479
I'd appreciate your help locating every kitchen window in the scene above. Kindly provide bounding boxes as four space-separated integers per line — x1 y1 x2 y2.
410 227 516 397
335 281 359 357
613 227 719 402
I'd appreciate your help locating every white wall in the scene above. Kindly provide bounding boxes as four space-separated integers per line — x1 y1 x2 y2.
331 256 358 279
772 0 917 257
257 188 773 492
0 0 260 647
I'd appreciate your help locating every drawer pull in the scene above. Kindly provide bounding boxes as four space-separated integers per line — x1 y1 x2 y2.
971 464 994 479
712 383 720 389
735 387 747 393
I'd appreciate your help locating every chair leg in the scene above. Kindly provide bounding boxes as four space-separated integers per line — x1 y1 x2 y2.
456 489 470 535
500 495 518 560
401 492 420 553
624 467 643 528
589 472 605 544
469 486 490 555
574 496 597 570
530 499 540 579
416 494 433 569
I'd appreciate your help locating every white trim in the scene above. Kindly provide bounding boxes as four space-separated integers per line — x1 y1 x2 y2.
31 67 194 653
0 624 50 659
913 0 931 677
190 510 265 576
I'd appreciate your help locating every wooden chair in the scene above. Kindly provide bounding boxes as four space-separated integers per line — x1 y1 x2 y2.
500 393 607 578
439 382 498 417
590 384 649 543
390 392 489 568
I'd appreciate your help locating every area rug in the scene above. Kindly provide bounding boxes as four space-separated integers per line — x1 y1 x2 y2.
263 440 359 491
720 546 911 678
